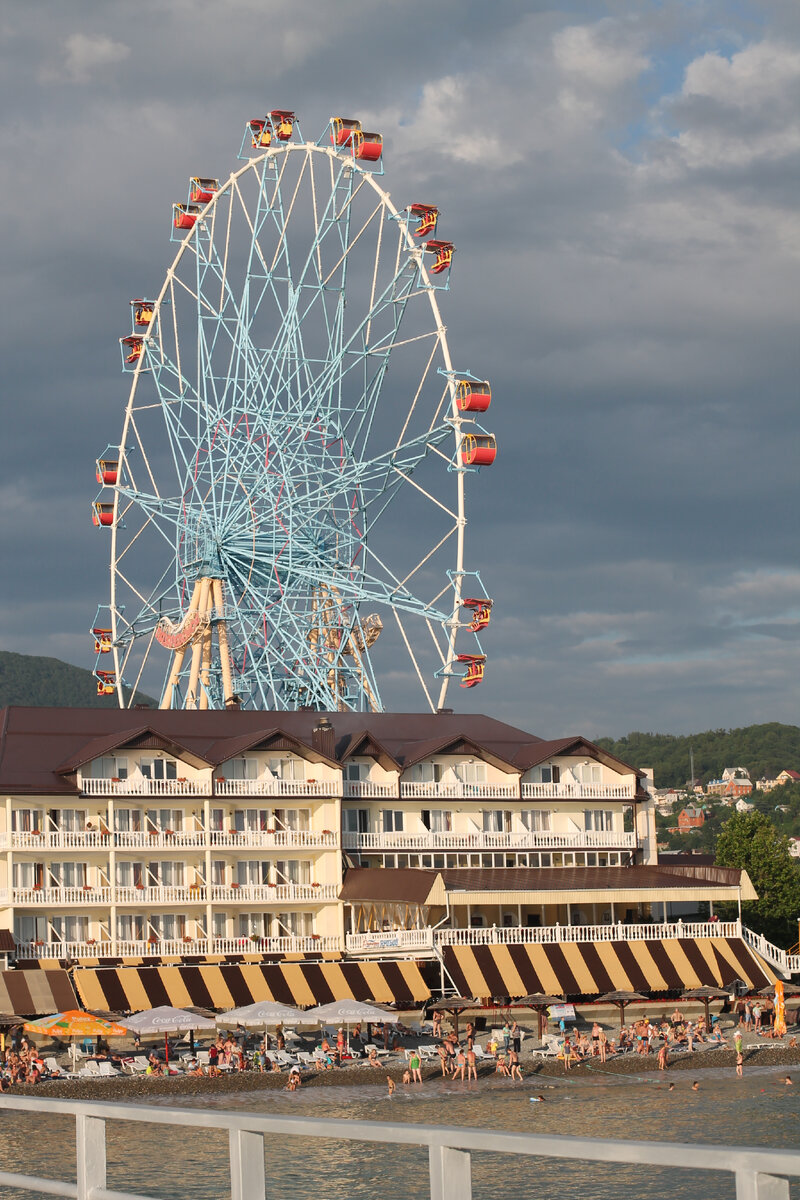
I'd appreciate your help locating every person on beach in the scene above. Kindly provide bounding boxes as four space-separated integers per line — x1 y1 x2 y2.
437 1042 449 1076
452 1048 466 1081
465 1021 475 1050
508 1047 522 1081
402 1067 411 1085
657 1041 668 1071
783 1076 793 1086
466 1046 477 1081
496 1053 510 1076
598 1029 608 1063
592 1022 601 1055
387 1075 395 1096
691 1081 700 1092
511 1021 521 1054
409 1051 422 1083
734 1029 743 1057
432 1010 442 1038
736 1051 744 1078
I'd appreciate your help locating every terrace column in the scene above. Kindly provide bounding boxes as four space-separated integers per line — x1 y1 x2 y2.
108 798 116 953
204 798 212 948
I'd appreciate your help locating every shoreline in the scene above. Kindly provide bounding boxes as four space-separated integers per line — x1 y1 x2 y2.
11 1042 800 1102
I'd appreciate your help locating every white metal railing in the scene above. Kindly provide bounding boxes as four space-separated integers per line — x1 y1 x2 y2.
399 781 519 799
204 935 340 954
11 831 111 850
81 778 211 796
210 882 338 902
742 926 800 976
0 1096 798 1200
435 919 743 947
15 934 342 959
113 885 207 905
209 829 338 849
114 830 206 848
346 928 435 953
214 778 342 797
521 782 635 799
343 781 399 798
342 829 636 851
12 887 113 906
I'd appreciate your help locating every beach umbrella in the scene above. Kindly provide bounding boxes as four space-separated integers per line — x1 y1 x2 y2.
680 986 731 1028
759 982 800 996
24 1010 129 1066
597 991 648 1027
518 993 564 1039
122 1005 215 1063
427 996 476 1040
216 1000 306 1052
305 1000 390 1052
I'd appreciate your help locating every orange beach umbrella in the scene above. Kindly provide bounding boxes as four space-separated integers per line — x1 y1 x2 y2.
23 1010 129 1038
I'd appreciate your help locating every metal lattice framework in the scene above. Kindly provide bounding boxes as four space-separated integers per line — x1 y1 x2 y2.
92 113 495 711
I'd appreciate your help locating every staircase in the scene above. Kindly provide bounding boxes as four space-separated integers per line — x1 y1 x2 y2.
742 926 800 978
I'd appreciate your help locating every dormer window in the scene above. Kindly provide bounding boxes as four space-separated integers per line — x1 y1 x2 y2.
269 757 305 781
577 763 601 784
530 765 560 784
345 762 370 782
141 758 177 781
227 758 258 781
455 761 486 784
409 762 444 783
88 756 128 780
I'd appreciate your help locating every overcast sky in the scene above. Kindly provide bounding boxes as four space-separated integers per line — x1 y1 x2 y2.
1 1 798 740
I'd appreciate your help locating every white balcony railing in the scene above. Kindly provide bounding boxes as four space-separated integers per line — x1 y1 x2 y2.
346 928 434 954
521 782 635 799
14 935 343 959
435 920 744 947
81 777 211 797
114 885 208 905
114 830 206 849
209 829 339 849
210 882 338 903
12 887 113 906
343 781 399 799
11 831 111 850
343 830 636 851
214 778 342 797
399 782 519 799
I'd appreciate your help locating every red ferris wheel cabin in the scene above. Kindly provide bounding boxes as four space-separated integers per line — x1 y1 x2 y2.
460 434 497 467
353 130 383 162
189 177 219 204
92 502 115 528
248 119 272 149
408 204 439 238
95 458 119 486
424 240 454 274
131 300 154 328
330 117 362 147
270 110 295 141
455 380 491 413
92 628 113 654
173 204 202 230
462 597 493 632
94 670 116 696
456 654 486 688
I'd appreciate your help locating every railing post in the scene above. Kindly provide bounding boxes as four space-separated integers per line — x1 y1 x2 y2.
736 1171 790 1200
429 1145 472 1200
76 1114 106 1200
229 1128 266 1200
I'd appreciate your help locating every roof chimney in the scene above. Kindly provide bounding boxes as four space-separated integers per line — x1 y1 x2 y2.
225 695 242 711
436 707 453 715
312 715 335 759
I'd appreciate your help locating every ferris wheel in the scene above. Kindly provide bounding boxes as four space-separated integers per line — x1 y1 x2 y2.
91 109 497 712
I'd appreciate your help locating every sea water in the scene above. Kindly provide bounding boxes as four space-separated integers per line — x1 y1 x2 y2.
2 1063 798 1199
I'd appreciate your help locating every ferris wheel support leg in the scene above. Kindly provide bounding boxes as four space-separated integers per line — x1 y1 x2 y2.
212 579 236 705
160 578 201 709
199 622 213 710
185 578 212 709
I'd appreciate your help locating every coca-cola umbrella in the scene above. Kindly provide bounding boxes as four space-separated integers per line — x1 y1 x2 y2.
305 999 391 1052
122 1005 215 1062
216 1000 307 1051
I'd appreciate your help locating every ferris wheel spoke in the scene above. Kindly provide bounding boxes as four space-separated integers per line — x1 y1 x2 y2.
392 609 435 712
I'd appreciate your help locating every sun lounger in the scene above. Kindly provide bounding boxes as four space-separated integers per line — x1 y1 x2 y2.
364 1043 390 1058
79 1060 101 1078
45 1056 76 1079
98 1061 121 1077
416 1045 437 1061
472 1044 489 1059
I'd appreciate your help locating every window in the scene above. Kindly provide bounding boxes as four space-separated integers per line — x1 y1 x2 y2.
273 808 310 832
233 808 270 832
482 810 511 833
237 860 269 886
140 758 177 781
13 862 39 889
343 808 369 833
456 761 486 785
116 861 144 888
382 810 404 832
11 809 43 832
225 758 258 780
345 762 369 782
114 808 142 833
14 915 46 943
584 809 614 832
521 810 551 832
269 757 305 781
211 860 226 885
210 808 224 832
421 809 452 832
275 859 311 885
48 862 87 888
151 914 185 940
147 861 185 886
212 912 228 938
578 763 601 785
409 762 444 783
146 808 184 832
470 914 484 928
277 911 312 937
50 809 86 832
51 915 88 943
238 913 269 938
89 756 128 780
117 915 145 942
530 764 560 784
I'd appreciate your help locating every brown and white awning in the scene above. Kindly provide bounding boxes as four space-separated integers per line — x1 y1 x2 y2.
0 968 78 1016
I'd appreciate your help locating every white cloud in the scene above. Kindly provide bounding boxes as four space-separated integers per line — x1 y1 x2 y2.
46 32 130 84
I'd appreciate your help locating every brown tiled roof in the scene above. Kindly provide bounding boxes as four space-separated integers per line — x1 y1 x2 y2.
511 736 643 777
0 706 554 795
340 868 441 904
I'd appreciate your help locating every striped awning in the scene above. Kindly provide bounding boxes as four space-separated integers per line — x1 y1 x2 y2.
0 968 78 1016
74 959 432 1012
442 937 775 1000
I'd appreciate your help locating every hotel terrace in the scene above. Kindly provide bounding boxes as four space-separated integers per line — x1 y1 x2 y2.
0 706 789 1012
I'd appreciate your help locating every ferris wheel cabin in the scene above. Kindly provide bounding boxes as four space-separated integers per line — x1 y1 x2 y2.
248 119 272 149
460 434 497 467
456 653 486 688
408 204 439 238
92 502 115 528
424 240 454 274
173 203 202 230
462 597 493 632
330 117 362 146
120 336 144 366
131 300 154 328
456 380 492 413
189 177 219 204
95 457 119 486
270 110 295 141
92 628 113 654
352 131 383 162
94 670 116 696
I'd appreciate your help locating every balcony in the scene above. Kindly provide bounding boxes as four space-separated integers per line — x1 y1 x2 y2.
12 887 113 906
346 928 434 955
434 919 743 947
114 885 208 905
210 883 338 903
14 934 343 959
81 777 211 797
114 830 206 849
343 781 399 799
209 829 338 850
521 782 635 800
214 778 342 797
11 831 111 851
343 830 637 851
399 781 519 799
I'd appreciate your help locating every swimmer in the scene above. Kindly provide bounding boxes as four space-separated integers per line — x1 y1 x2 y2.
783 1075 793 1086
402 1068 411 1085
529 1095 546 1103
736 1051 743 1078
668 1083 675 1092
387 1075 396 1096
691 1081 700 1092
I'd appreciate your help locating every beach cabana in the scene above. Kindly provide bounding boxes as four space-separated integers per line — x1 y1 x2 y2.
597 991 648 1028
122 1005 215 1062
426 996 476 1040
680 986 731 1028
518 993 564 1040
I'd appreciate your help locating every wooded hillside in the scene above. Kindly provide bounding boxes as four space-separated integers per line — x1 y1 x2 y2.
0 651 154 709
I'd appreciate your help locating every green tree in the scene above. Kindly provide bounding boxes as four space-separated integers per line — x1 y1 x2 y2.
715 811 800 947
